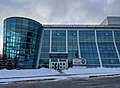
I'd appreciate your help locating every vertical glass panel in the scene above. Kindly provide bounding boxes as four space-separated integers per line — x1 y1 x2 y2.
79 30 95 42
97 30 120 67
79 30 100 67
114 30 120 57
51 30 66 52
40 30 50 67
97 30 113 42
68 30 77 61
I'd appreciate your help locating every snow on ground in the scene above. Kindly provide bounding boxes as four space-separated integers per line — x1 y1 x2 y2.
0 76 69 83
1 67 120 83
63 67 120 75
0 68 59 78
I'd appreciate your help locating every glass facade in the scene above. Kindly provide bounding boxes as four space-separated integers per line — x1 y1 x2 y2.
39 30 50 67
114 30 120 56
3 16 120 69
68 30 78 67
68 31 77 60
3 17 43 68
79 30 100 67
97 30 120 67
40 29 120 68
51 30 66 52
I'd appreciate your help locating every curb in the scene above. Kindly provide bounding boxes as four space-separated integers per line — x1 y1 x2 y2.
89 74 120 78
0 73 120 83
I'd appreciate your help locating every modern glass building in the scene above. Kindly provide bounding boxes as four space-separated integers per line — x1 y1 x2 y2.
3 17 43 69
3 16 120 69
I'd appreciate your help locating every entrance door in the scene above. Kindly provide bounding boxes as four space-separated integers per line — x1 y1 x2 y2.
51 62 67 70
59 62 66 69
49 52 68 70
51 62 58 70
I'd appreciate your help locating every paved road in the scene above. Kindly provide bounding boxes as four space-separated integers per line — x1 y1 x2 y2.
0 76 120 88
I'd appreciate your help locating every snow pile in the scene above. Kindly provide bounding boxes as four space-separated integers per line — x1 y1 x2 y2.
1 67 120 83
1 67 120 79
0 68 59 79
63 67 120 75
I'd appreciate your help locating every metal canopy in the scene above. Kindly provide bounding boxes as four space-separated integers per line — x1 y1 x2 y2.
49 52 68 58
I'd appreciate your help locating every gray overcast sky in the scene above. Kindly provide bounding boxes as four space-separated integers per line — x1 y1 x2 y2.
0 0 120 53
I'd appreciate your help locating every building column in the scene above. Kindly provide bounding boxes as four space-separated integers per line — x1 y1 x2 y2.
95 30 103 67
49 58 51 69
77 30 81 58
66 30 68 52
36 30 44 68
66 59 68 69
112 30 120 63
50 30 52 52
58 58 59 63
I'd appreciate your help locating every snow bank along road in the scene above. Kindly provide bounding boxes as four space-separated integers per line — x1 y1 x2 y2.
0 67 120 83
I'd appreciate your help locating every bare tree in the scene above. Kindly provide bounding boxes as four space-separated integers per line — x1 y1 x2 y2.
0 54 4 69
13 56 18 69
6 56 14 70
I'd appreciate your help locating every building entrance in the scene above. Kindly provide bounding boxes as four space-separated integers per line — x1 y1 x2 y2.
49 59 68 70
49 52 68 70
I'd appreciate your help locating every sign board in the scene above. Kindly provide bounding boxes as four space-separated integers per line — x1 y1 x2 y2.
73 58 86 66
73 59 81 66
49 52 68 58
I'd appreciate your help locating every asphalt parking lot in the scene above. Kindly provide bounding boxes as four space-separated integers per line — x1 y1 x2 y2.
0 76 120 88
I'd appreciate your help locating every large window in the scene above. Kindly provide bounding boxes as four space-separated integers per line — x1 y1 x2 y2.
97 30 113 42
51 30 66 52
79 30 100 67
68 30 78 61
97 30 120 67
114 30 120 56
40 30 50 66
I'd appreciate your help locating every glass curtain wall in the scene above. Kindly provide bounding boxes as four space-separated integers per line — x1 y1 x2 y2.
97 30 120 67
51 30 66 52
39 30 50 67
114 30 120 62
68 30 78 66
3 17 42 69
79 30 100 67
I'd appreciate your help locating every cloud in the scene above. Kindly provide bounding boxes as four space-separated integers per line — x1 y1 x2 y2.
0 0 120 24
105 0 120 16
0 0 120 53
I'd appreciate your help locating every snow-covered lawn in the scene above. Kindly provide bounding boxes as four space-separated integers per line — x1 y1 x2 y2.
63 67 120 75
0 67 120 83
0 68 59 78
